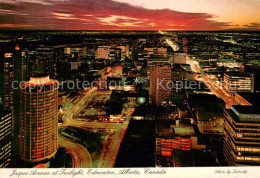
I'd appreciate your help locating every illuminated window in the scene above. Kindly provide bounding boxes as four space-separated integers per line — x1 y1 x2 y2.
245 157 252 161
237 134 242 137
237 156 244 160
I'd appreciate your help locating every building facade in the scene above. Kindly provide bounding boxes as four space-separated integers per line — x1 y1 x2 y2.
146 58 170 76
150 64 172 105
109 48 121 61
20 76 58 162
224 105 260 166
0 52 15 113
95 46 110 60
0 107 12 168
223 73 254 95
35 47 57 79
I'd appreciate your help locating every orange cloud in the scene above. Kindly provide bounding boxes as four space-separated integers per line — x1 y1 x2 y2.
0 0 248 30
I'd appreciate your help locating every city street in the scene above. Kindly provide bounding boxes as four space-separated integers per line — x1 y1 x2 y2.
58 71 135 168
58 135 92 168
1 10 259 170
186 56 238 107
161 31 238 107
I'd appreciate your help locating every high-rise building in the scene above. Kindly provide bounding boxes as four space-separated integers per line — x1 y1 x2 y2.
35 47 57 79
146 58 170 76
27 50 37 78
0 105 12 168
223 105 260 166
0 45 27 158
95 46 110 60
16 50 28 81
14 47 28 139
0 51 15 143
150 64 172 105
20 75 58 162
0 52 15 113
223 73 254 95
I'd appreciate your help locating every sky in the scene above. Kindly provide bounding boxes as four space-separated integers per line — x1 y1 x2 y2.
0 0 259 30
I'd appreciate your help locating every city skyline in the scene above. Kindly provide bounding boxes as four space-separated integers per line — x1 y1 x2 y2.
0 28 260 169
0 0 259 30
0 0 260 170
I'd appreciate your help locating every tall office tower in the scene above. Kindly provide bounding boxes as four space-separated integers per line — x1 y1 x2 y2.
0 45 27 112
27 51 37 77
20 75 58 162
95 46 110 60
146 58 170 76
35 47 57 79
223 105 260 166
0 52 15 113
14 46 28 139
17 50 28 81
0 45 26 158
0 104 12 168
150 64 172 105
223 73 254 95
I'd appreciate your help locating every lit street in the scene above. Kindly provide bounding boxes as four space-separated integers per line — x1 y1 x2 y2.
161 31 238 107
58 135 92 168
1 14 260 171
58 70 135 168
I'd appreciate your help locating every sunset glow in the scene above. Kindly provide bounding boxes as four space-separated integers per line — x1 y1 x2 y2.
0 0 259 30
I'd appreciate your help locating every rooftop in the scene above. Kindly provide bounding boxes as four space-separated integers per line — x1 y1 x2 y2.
226 108 260 123
174 119 195 137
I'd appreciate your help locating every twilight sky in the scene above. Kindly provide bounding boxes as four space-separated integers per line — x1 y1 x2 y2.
0 0 259 30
